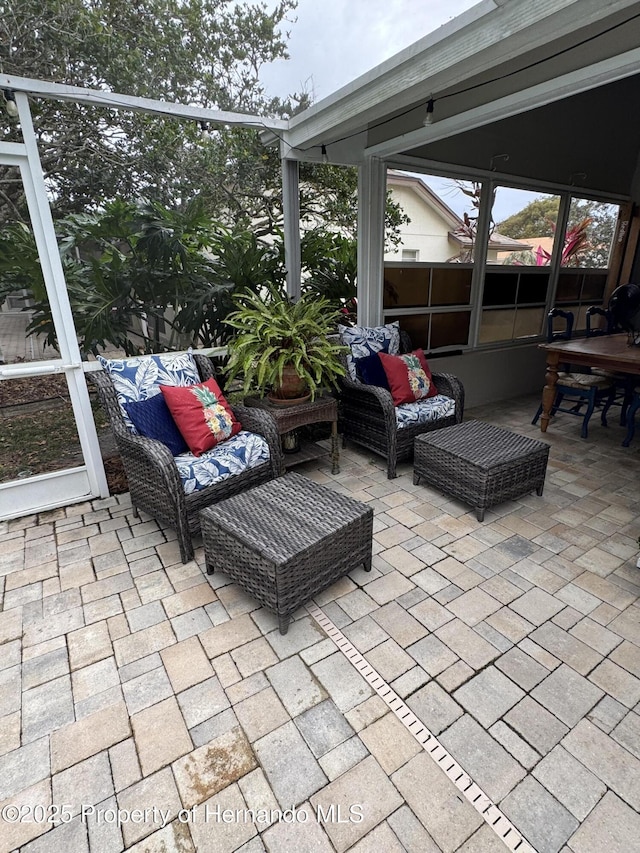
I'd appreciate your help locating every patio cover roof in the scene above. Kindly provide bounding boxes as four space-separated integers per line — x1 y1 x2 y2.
277 0 640 200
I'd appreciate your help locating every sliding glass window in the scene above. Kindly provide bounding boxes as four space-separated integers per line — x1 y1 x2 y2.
383 172 474 350
479 188 560 344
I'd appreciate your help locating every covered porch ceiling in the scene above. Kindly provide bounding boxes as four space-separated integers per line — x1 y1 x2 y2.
280 0 640 199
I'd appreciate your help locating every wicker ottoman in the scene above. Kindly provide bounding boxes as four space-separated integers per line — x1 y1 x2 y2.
414 421 549 521
199 471 373 634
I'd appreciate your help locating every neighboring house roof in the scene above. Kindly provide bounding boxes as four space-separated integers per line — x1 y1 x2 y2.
495 235 554 261
387 171 532 252
450 231 533 251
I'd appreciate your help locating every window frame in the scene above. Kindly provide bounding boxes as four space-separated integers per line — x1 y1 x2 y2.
383 166 625 353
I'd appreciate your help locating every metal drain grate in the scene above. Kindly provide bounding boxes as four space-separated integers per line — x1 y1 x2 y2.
307 602 536 853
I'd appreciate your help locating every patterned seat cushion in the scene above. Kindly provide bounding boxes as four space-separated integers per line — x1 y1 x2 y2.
395 395 456 429
338 321 400 381
559 372 612 390
97 352 201 431
175 431 270 493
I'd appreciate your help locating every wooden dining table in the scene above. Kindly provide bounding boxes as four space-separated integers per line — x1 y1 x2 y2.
538 333 640 432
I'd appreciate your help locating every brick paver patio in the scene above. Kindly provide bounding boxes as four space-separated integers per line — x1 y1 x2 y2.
1 393 639 852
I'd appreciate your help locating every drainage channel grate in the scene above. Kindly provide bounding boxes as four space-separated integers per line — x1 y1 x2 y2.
307 602 535 853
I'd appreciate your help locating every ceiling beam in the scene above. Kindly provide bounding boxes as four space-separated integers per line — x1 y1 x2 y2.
0 74 288 132
388 154 629 203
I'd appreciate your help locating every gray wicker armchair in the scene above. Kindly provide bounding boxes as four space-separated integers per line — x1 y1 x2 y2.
338 332 465 478
89 354 282 563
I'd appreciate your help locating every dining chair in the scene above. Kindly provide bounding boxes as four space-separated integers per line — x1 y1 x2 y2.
585 305 613 336
622 386 640 447
532 308 615 438
585 305 636 425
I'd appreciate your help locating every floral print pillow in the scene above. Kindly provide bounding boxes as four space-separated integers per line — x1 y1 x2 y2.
338 322 400 381
97 351 200 432
379 349 438 406
160 378 241 456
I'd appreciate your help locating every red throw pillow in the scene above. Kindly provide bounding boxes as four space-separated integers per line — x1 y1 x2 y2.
160 378 241 456
379 349 438 406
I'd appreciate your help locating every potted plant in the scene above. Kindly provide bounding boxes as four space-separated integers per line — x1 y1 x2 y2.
224 285 347 404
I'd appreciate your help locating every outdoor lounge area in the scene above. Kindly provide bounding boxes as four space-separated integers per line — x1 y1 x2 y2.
1 392 639 853
2 2 640 851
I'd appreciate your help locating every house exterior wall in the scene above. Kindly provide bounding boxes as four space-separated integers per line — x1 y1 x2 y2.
385 183 505 264
384 184 456 263
430 344 547 408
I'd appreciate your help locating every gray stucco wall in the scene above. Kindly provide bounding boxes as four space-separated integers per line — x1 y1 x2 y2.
429 343 548 408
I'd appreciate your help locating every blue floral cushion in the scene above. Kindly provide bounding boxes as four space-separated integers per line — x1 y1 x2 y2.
338 321 400 381
97 352 201 431
174 430 270 493
354 352 390 390
124 394 188 456
395 395 455 429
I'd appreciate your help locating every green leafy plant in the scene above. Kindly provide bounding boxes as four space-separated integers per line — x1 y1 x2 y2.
224 286 347 400
301 230 358 323
0 204 362 357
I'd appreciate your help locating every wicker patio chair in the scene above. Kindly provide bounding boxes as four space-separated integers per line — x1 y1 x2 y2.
89 353 282 563
338 331 465 478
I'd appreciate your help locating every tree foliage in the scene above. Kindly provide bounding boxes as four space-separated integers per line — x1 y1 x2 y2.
496 196 618 267
1 0 302 223
0 198 357 356
496 197 560 239
0 0 406 243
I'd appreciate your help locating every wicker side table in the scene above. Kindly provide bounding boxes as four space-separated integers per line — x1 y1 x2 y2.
414 420 550 521
244 395 340 474
199 471 373 634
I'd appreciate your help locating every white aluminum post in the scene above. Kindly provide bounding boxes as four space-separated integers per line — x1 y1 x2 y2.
468 178 494 347
282 157 301 300
545 192 572 312
15 91 108 497
357 157 386 327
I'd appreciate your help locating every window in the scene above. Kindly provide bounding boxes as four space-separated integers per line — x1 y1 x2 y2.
383 265 472 349
382 173 621 351
383 172 476 350
555 199 620 330
401 249 419 261
479 188 561 344
385 171 481 265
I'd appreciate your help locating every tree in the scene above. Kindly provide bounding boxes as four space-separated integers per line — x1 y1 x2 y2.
495 197 559 239
0 0 300 222
0 0 406 244
0 198 362 355
447 181 496 263
497 196 618 268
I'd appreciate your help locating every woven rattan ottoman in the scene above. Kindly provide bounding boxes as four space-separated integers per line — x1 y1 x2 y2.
199 471 373 634
413 420 549 521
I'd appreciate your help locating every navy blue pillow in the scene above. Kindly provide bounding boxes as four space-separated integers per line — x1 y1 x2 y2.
124 393 189 456
355 352 390 390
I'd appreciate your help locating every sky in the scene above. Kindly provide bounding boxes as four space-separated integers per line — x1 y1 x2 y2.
260 0 481 103
260 0 544 222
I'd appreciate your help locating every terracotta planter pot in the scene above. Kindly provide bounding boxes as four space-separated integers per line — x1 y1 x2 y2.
274 363 308 399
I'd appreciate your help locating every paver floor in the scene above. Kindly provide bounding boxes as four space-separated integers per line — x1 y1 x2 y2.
0 393 639 852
